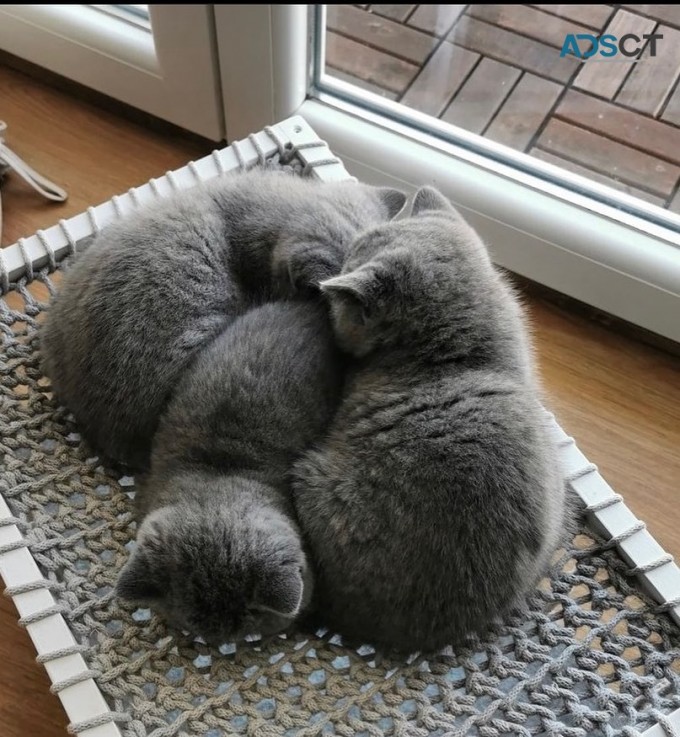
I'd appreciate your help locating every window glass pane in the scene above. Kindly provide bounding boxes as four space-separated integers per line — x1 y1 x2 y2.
319 4 680 221
91 4 150 29
115 4 149 20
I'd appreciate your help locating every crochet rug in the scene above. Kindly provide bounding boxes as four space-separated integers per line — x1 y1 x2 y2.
1 161 680 737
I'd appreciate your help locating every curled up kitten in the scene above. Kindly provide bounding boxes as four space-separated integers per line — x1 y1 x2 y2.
41 168 405 469
116 300 343 642
293 186 571 654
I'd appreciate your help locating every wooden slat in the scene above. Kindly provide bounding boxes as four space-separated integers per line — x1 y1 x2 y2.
537 118 680 196
441 57 521 134
574 9 657 100
325 32 419 94
328 69 398 100
622 5 680 28
407 4 467 37
450 16 579 83
401 42 479 117
662 81 680 127
530 4 614 29
368 4 415 22
531 148 666 206
485 72 562 151
616 25 680 116
327 5 437 64
667 187 680 213
467 4 594 49
556 89 680 166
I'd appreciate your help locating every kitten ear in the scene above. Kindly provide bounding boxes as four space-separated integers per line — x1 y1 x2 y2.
411 186 455 216
320 270 368 306
321 267 388 356
319 268 379 325
320 266 387 308
116 508 171 602
375 187 407 219
255 564 304 618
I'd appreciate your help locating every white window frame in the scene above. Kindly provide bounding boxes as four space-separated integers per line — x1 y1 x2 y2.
215 5 680 344
214 4 308 144
0 4 224 139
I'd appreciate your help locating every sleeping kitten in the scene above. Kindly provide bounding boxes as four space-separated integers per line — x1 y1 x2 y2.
41 168 404 469
293 186 569 653
117 300 343 642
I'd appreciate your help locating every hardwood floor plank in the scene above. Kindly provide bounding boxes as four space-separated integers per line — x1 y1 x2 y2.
467 4 594 49
485 72 562 151
622 4 680 28
574 9 656 100
523 291 680 559
668 188 680 213
367 4 416 23
325 31 419 94
327 69 399 100
327 4 437 64
530 148 667 206
530 4 614 29
537 118 680 195
407 4 467 37
616 25 680 115
441 57 521 134
400 41 479 117
556 89 680 166
660 76 680 126
450 16 579 83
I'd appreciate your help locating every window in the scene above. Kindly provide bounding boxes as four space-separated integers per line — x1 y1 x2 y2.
298 5 680 344
1 5 679 342
319 5 680 227
92 5 150 29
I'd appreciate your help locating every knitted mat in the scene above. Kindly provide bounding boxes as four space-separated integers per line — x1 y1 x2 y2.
1 164 680 737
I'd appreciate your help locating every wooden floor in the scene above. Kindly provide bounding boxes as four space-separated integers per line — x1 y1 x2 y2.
327 4 680 209
0 64 211 737
1 62 679 737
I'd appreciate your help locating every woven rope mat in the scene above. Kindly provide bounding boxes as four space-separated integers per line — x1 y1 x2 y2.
2 168 680 737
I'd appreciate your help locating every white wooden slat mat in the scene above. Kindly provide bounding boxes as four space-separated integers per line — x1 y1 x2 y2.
0 116 678 737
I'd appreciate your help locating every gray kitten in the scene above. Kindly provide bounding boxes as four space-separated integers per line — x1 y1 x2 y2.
293 186 569 653
117 299 343 642
41 168 404 469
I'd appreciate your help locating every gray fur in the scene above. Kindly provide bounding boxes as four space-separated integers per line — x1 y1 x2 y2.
117 300 344 642
40 168 405 469
293 186 571 653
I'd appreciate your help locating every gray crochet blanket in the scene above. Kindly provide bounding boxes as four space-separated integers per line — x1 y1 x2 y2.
1 158 679 737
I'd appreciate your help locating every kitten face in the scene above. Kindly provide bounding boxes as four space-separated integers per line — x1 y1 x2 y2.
116 485 311 643
320 186 489 357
